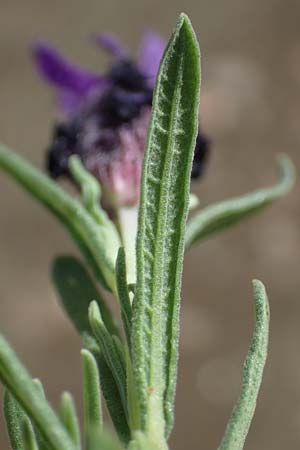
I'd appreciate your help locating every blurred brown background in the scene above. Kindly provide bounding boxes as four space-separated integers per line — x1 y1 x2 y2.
1 0 300 448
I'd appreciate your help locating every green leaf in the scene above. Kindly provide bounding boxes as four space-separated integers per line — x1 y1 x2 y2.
86 427 123 450
52 255 120 344
59 392 81 448
4 390 27 450
185 154 295 249
51 256 129 443
131 13 201 439
21 419 39 450
115 248 132 346
89 302 127 416
132 15 200 435
0 335 77 450
95 353 130 445
68 156 120 247
217 280 270 450
68 156 103 218
0 144 120 292
31 379 51 450
81 349 102 448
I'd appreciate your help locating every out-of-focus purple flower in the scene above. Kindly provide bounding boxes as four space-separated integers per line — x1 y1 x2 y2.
33 32 209 208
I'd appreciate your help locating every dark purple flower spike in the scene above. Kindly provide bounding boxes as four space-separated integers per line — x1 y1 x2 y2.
33 30 209 208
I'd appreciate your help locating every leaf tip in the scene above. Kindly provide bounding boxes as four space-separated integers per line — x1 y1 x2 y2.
252 279 270 321
276 153 296 189
88 300 103 332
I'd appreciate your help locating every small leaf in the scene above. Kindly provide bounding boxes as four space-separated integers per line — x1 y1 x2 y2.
69 156 120 248
59 392 81 447
132 13 200 438
185 154 295 249
21 419 39 450
217 280 270 450
0 335 77 450
4 390 27 450
31 380 50 450
95 353 130 445
86 427 123 450
32 379 45 397
89 302 127 416
52 255 119 343
115 248 132 346
51 256 129 443
68 155 103 218
81 349 102 447
0 144 120 292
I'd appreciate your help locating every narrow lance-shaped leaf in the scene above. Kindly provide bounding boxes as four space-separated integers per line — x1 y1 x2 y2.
32 380 51 450
0 335 77 450
185 154 295 250
81 349 102 450
52 256 130 443
59 392 81 448
4 390 27 450
96 353 130 445
0 144 119 292
21 420 39 450
115 247 132 347
131 13 201 439
89 302 128 416
217 280 270 450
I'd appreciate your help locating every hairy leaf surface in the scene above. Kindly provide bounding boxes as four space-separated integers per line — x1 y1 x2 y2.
4 390 27 450
82 350 102 448
131 14 201 437
217 280 269 450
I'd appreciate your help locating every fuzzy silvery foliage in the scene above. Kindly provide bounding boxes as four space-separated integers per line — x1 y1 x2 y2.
0 14 296 450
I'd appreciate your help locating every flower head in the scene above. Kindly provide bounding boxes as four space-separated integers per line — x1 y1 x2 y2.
33 31 209 208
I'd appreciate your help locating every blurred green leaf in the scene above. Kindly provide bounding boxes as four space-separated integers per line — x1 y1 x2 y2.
52 255 119 345
185 155 295 249
59 392 81 448
21 419 39 450
0 145 119 291
0 335 77 450
86 427 123 450
69 156 120 252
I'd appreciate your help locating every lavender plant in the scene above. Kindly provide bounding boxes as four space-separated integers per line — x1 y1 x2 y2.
0 13 295 450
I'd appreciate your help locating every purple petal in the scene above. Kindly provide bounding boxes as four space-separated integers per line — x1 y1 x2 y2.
32 41 105 94
92 33 128 59
57 90 85 116
137 31 166 87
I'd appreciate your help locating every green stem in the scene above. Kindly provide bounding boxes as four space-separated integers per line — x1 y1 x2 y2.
118 206 138 285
